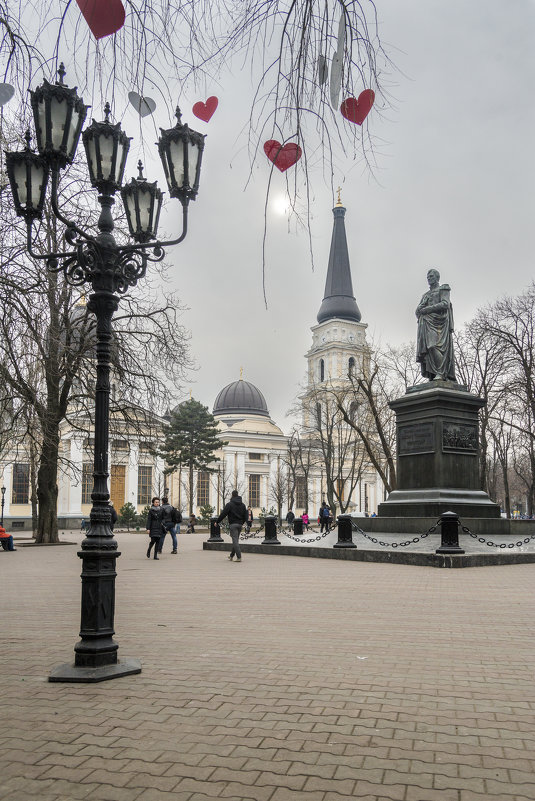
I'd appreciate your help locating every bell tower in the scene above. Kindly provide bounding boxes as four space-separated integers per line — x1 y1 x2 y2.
305 194 368 390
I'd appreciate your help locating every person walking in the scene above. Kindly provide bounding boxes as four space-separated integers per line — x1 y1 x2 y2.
319 501 331 533
146 497 163 560
245 505 254 534
285 509 295 531
187 513 197 533
216 489 247 562
159 496 178 554
302 510 309 531
110 504 118 531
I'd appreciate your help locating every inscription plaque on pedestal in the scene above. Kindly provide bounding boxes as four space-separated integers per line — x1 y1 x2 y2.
399 422 434 455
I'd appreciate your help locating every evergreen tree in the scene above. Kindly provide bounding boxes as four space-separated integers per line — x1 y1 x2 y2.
160 400 227 514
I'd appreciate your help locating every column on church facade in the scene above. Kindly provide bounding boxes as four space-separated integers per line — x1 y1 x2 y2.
235 450 246 495
128 441 139 510
67 437 84 516
2 463 12 518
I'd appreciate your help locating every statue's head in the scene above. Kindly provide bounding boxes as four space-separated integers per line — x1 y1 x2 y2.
427 268 440 284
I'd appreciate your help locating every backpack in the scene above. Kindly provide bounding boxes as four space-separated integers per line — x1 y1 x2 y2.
322 506 330 518
172 507 182 524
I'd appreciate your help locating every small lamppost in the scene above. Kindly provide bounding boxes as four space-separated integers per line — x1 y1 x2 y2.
1 486 5 527
5 64 205 683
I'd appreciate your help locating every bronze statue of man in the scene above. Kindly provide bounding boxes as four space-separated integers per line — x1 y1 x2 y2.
416 268 456 381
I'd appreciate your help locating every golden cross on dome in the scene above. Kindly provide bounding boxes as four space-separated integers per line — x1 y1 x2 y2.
335 186 343 207
189 388 192 400
240 367 243 380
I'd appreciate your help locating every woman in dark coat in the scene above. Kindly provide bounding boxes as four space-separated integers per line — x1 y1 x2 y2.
146 497 163 560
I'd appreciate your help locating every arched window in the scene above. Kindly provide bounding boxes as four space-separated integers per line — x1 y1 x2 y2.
348 356 356 377
316 402 322 427
349 401 359 423
319 358 325 382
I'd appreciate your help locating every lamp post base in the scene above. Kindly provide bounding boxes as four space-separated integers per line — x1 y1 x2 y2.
49 657 141 683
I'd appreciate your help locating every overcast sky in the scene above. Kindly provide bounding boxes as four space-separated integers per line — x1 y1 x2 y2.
142 0 533 430
15 1 534 430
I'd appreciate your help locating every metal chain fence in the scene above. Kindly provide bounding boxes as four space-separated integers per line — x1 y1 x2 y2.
460 523 535 549
350 520 439 548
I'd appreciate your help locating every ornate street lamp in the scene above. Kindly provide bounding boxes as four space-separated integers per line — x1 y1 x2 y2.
1 486 5 527
5 64 206 683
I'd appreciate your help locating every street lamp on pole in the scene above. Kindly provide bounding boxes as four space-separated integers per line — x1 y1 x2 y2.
5 64 205 683
1 486 5 527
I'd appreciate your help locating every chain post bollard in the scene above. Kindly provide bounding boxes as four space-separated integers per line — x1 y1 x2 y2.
333 514 357 548
435 511 465 554
293 518 303 536
206 516 224 543
262 514 281 545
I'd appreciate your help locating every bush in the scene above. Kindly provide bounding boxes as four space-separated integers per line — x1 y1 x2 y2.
118 502 137 531
199 504 215 524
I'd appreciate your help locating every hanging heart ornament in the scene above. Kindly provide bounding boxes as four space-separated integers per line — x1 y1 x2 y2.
340 90 375 125
0 83 15 106
128 92 156 117
263 140 302 172
192 97 218 122
75 0 125 40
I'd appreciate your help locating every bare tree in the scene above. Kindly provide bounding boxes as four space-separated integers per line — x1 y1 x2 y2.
302 384 365 515
0 154 191 542
268 454 287 522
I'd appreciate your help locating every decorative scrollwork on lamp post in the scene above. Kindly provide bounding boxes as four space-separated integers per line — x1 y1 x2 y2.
5 64 206 683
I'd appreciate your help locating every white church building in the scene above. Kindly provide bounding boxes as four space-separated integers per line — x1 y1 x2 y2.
1 200 384 528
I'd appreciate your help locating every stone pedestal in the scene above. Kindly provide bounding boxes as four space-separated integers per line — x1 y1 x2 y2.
379 381 500 520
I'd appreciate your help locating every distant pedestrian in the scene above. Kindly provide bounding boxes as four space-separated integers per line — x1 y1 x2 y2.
285 509 295 531
187 513 197 533
110 504 118 531
145 497 163 560
217 489 247 562
302 511 309 531
245 505 254 534
159 496 178 554
0 526 16 551
319 501 331 533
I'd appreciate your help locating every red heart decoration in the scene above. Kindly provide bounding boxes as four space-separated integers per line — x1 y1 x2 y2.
263 140 302 172
192 96 219 122
75 0 125 40
340 89 375 125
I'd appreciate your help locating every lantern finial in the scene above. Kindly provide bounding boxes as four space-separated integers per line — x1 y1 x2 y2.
56 63 66 86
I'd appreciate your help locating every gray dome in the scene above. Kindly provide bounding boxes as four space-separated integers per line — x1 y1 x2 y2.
213 380 269 417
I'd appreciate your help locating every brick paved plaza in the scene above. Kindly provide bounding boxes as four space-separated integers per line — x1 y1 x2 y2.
1 530 535 801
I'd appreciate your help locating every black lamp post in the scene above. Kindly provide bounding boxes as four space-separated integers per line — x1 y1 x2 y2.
5 64 205 683
1 486 5 527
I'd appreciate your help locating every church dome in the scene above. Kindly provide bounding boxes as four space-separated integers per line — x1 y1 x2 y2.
213 380 270 418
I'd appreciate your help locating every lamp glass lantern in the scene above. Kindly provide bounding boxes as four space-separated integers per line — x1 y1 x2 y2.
82 103 131 195
157 107 205 205
5 132 50 219
29 64 88 169
121 161 163 242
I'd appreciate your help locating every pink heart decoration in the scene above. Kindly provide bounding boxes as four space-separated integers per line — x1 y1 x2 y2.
128 91 156 117
340 90 375 125
192 96 218 122
75 0 125 40
263 140 302 172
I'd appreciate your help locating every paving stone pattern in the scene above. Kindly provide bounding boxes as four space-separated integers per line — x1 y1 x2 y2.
1 529 535 800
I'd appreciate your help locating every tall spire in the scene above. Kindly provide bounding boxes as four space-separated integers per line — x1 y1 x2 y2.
317 202 361 324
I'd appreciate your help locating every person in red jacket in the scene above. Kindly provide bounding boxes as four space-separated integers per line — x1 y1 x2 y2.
0 525 16 551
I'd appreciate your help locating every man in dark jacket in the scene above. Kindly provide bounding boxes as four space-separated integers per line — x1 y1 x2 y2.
159 496 178 554
216 490 247 562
